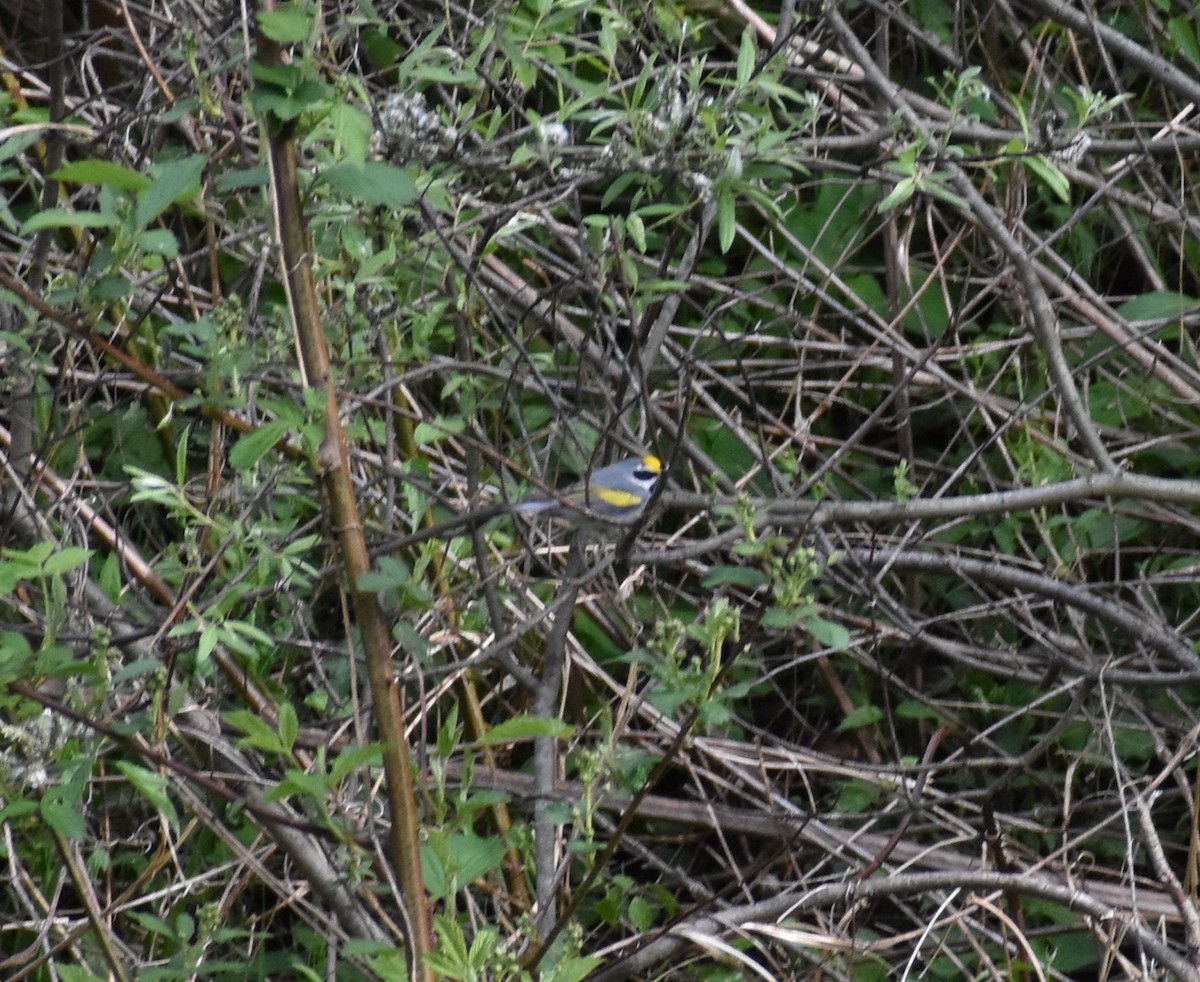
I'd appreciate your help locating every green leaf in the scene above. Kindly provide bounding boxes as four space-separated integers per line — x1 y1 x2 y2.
250 72 331 121
626 212 646 252
135 229 179 258
835 778 881 813
848 954 889 982
1113 724 1155 761
701 565 769 589
330 103 372 164
716 185 736 253
1116 290 1200 322
278 702 298 753
476 715 575 746
39 548 93 577
250 61 301 88
197 624 220 664
808 617 850 649
544 956 605 982
321 161 418 209
226 709 288 754
0 631 34 679
213 165 269 192
257 3 313 43
448 833 506 886
878 175 917 212
7 542 55 566
271 769 327 800
21 209 120 233
330 743 383 786
1045 931 1101 972
222 620 273 658
0 799 38 825
114 762 180 834
895 700 945 721
1168 15 1200 67
358 557 412 593
413 415 465 445
136 154 207 228
736 26 756 87
52 159 151 191
128 911 176 940
229 419 292 471
1023 154 1070 204
628 895 656 931
762 606 802 630
41 783 86 841
0 130 39 166
837 703 883 732
110 658 163 685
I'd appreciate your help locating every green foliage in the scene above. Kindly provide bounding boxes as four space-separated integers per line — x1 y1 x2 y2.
4 0 1200 976
24 154 208 295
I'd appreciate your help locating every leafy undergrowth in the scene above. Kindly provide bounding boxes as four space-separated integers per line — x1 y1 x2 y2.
2 0 1200 979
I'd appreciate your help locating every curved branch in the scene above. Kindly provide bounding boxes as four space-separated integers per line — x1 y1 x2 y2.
823 6 1116 473
1015 0 1200 107
845 547 1200 673
591 869 1200 982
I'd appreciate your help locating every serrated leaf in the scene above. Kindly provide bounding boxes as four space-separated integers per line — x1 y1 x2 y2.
330 103 372 165
269 769 327 801
449 833 506 885
257 4 313 43
321 161 418 209
250 78 331 121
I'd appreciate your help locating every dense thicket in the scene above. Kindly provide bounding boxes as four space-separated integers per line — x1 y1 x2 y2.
2 0 1200 978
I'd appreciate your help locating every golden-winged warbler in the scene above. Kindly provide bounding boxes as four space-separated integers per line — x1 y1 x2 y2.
512 455 662 525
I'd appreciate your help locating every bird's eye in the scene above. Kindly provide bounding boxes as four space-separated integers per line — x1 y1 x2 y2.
633 466 657 482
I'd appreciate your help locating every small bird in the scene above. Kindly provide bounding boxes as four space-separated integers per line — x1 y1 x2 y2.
512 455 662 525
